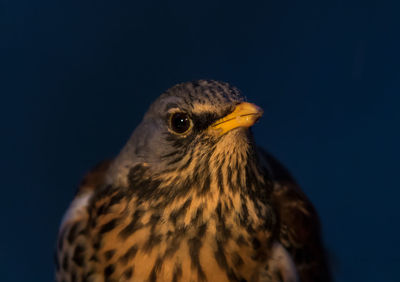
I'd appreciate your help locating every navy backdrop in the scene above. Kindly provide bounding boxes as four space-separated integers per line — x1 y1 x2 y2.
1 0 399 281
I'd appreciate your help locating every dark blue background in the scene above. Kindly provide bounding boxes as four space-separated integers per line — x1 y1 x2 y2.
1 0 399 281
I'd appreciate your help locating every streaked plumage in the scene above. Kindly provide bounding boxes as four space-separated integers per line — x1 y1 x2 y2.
55 80 331 282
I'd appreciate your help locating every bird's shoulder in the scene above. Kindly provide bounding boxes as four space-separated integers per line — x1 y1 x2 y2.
257 147 331 282
55 160 113 281
257 147 318 243
59 160 112 227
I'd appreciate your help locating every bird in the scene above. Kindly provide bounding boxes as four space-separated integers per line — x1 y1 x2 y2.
55 80 331 282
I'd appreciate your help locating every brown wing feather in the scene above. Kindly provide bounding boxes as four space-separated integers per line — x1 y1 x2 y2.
76 160 113 196
258 148 332 282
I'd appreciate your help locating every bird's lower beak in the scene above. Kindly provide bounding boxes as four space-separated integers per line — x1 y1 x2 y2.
208 102 263 136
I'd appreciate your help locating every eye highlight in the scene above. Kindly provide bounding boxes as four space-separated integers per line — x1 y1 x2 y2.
169 112 193 135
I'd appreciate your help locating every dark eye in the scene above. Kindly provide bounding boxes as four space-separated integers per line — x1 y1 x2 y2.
169 112 192 134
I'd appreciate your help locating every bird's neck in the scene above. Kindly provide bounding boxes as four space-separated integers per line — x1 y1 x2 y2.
122 143 273 232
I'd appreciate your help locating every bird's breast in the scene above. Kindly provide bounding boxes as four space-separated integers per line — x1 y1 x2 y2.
78 186 275 282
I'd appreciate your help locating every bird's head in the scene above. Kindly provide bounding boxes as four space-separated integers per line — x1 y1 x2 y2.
108 80 265 199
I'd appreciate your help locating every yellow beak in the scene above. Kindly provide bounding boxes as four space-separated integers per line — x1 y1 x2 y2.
208 102 263 136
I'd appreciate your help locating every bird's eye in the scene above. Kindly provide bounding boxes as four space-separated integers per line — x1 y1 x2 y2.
169 112 192 134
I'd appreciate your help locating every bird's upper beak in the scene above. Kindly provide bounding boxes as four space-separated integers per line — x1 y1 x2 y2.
208 102 263 136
